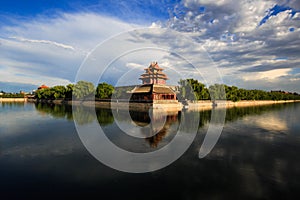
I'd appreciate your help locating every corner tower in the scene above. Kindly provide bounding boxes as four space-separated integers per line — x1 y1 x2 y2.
139 62 168 85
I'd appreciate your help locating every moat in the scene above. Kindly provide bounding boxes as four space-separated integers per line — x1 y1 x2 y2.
1 102 300 199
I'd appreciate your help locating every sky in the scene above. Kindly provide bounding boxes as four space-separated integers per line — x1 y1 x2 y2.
0 0 300 93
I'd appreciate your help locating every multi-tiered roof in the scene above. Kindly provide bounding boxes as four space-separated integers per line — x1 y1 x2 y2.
139 62 168 85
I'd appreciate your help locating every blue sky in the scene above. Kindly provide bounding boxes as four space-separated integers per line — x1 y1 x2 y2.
0 0 177 25
0 0 300 93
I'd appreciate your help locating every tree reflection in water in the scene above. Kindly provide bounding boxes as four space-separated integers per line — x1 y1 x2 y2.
96 108 114 126
35 103 73 120
35 103 115 126
34 102 296 148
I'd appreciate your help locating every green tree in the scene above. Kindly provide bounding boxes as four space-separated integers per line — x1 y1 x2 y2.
96 82 114 99
35 88 54 99
52 85 66 99
209 84 226 100
65 84 74 100
178 79 207 100
73 81 95 100
33 79 300 101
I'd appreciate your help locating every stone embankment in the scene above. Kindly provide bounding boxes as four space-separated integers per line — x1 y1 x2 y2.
25 98 300 111
0 98 27 102
187 100 300 111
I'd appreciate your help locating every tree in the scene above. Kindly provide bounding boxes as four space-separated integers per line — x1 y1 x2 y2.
178 79 207 100
52 85 66 99
96 82 114 99
208 84 226 100
65 84 74 100
178 79 189 100
35 88 54 99
33 79 300 101
73 81 95 100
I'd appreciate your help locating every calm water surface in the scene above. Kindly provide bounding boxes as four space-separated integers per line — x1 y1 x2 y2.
0 102 300 199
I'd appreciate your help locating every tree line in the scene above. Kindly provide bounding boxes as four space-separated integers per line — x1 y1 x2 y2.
35 79 300 101
35 81 114 100
178 79 300 101
0 93 25 98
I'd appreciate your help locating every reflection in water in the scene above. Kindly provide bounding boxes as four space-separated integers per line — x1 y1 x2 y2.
146 114 179 148
1 102 25 108
130 111 151 126
96 109 114 126
33 102 294 129
35 103 114 126
108 109 180 151
191 103 300 199
224 104 288 123
33 102 296 148
1 102 300 198
130 110 180 147
72 106 95 125
245 114 288 132
35 103 73 120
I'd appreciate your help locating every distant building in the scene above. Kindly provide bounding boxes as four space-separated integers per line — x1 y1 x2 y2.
130 62 177 102
38 84 49 90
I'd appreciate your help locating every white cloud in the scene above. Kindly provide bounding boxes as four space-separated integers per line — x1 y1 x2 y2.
0 13 140 89
166 0 300 92
184 0 230 7
242 68 292 81
125 62 145 68
0 66 72 87
234 0 275 33
1 0 300 93
9 36 75 50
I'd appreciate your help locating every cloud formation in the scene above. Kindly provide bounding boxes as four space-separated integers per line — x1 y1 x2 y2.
0 13 138 91
165 0 300 92
10 37 75 50
0 0 299 93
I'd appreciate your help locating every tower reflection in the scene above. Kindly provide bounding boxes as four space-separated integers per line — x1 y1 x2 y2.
130 109 180 147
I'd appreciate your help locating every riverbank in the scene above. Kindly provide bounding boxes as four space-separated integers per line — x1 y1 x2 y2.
0 97 27 102
26 98 300 111
187 100 300 111
27 99 183 112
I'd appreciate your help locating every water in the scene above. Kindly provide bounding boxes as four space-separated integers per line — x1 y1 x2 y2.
1 102 300 199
